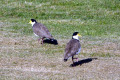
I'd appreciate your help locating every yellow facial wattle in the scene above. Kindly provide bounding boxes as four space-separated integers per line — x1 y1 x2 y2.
77 33 82 37
29 20 32 24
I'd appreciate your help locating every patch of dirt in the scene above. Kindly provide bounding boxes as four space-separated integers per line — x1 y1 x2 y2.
0 23 120 80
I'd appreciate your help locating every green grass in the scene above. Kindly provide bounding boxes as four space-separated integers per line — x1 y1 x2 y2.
0 0 120 38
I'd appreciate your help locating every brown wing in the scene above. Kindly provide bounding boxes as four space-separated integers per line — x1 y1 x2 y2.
64 39 81 59
33 23 52 38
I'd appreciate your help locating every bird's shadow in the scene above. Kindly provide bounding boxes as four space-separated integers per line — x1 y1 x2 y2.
70 58 97 67
43 38 58 45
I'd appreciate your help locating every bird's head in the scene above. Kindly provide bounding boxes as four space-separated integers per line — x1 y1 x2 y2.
29 19 37 26
72 32 82 40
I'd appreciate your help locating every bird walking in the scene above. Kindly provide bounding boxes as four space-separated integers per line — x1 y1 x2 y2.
64 32 82 63
29 19 58 45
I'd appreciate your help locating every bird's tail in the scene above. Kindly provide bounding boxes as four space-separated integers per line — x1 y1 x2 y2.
43 38 58 45
64 59 68 62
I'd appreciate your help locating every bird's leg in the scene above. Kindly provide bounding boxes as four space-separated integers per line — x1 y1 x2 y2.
41 38 44 44
38 38 41 43
73 58 79 62
74 55 79 62
76 58 79 62
72 55 79 62
77 58 79 62
72 56 75 63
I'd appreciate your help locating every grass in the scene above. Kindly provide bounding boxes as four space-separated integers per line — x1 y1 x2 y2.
0 0 120 37
0 0 120 80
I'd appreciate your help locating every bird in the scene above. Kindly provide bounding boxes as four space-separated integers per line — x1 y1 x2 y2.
64 32 82 64
29 19 58 45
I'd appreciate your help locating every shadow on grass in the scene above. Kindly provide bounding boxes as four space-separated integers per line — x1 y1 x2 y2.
70 58 97 67
43 38 58 45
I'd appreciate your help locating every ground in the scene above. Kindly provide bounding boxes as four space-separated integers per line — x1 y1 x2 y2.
0 0 120 80
0 23 120 79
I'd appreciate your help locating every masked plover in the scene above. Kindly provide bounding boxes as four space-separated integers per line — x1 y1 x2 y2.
29 19 58 45
64 32 82 63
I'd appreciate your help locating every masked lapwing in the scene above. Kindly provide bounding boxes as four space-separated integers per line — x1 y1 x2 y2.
64 32 82 63
29 19 58 45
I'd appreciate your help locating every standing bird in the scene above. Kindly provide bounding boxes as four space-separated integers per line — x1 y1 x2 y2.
64 32 82 63
29 19 58 45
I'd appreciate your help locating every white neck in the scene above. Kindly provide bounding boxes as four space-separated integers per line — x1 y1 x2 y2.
72 35 79 40
31 22 36 26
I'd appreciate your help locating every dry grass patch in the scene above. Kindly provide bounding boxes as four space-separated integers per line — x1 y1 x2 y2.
0 22 120 80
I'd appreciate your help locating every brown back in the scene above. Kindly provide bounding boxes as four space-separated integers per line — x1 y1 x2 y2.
33 23 53 38
64 39 81 59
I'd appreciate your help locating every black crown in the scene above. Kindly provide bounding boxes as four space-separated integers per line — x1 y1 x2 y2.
31 19 37 22
72 32 79 36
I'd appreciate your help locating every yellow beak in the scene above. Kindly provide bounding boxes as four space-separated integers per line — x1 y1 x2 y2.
77 33 82 37
29 20 32 24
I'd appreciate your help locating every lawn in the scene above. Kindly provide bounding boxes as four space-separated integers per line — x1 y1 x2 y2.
0 0 120 80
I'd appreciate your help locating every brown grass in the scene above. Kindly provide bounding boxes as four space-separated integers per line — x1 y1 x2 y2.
0 23 120 80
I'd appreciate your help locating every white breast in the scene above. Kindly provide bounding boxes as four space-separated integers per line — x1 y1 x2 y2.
76 47 81 54
34 33 39 37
